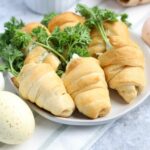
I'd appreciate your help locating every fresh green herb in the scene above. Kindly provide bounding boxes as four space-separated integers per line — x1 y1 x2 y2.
31 26 67 64
32 26 49 45
48 24 91 61
31 24 91 64
11 30 32 49
41 12 57 27
0 64 8 72
76 4 131 50
56 69 64 77
31 24 91 75
0 17 91 76
0 44 24 76
1 17 24 44
69 47 89 59
0 17 25 76
120 13 131 27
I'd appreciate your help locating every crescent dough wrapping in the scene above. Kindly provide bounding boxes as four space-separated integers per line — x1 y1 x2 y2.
22 23 60 71
17 63 75 117
48 12 85 32
24 46 60 71
88 28 106 57
62 57 111 119
88 21 132 57
12 23 60 87
22 22 50 34
98 21 146 103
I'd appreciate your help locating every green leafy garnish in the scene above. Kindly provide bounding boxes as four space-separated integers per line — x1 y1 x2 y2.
32 26 49 45
31 27 67 64
120 13 131 27
48 24 90 61
56 65 65 77
41 12 57 27
2 6 131 77
0 17 25 76
31 24 91 63
1 17 24 44
11 30 32 49
31 24 91 75
0 21 90 76
76 4 131 50
0 44 24 76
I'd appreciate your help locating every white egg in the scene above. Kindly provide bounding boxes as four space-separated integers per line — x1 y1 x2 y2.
0 73 5 90
142 17 150 46
0 91 35 144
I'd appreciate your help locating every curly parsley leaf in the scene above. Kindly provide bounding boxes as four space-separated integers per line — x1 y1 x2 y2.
48 24 91 60
31 24 91 75
0 17 91 76
1 17 24 44
0 17 25 76
120 13 131 27
76 4 131 50
0 44 24 76
32 26 49 45
41 12 57 27
11 30 32 49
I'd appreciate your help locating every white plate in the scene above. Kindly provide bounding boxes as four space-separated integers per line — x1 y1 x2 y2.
8 32 150 126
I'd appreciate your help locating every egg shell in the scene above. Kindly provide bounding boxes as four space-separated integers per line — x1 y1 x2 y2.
0 91 35 144
142 17 150 46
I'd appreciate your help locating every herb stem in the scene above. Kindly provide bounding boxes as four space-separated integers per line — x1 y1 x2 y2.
35 42 67 64
76 4 115 50
97 23 112 50
9 58 18 76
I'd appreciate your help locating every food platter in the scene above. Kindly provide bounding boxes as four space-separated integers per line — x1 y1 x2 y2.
8 32 150 126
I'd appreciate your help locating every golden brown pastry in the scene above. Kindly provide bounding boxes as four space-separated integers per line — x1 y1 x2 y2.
24 46 60 71
98 22 146 103
22 22 60 71
88 28 106 57
88 21 132 57
48 12 85 32
22 22 50 34
17 63 75 117
117 0 150 7
62 57 111 119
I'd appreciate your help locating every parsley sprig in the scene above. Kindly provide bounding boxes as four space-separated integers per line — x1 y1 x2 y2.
0 6 131 77
47 24 90 61
32 24 91 75
41 12 57 27
76 4 131 50
0 17 25 76
0 17 91 76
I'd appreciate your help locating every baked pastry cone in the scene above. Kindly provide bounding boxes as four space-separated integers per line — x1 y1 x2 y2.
88 28 106 57
88 21 131 57
21 22 50 53
117 0 150 7
48 12 85 32
24 46 60 71
62 57 111 119
22 22 50 34
99 22 146 103
22 22 60 70
17 63 75 117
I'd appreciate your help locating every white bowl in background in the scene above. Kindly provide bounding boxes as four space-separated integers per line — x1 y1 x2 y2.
24 0 79 14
